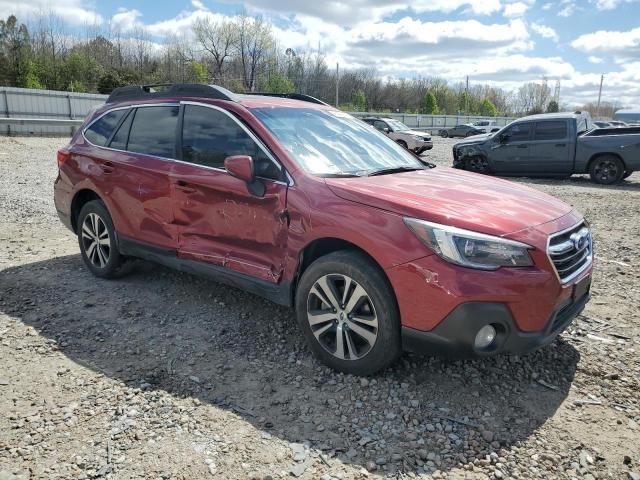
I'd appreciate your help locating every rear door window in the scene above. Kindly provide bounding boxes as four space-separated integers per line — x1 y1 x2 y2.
127 106 179 158
534 121 568 140
84 109 127 146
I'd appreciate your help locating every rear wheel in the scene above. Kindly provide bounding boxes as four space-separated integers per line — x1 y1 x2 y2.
295 251 401 375
77 200 129 278
589 155 624 185
465 156 490 174
441 130 449 138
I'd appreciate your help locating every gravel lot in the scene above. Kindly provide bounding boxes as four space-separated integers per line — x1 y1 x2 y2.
1 135 639 480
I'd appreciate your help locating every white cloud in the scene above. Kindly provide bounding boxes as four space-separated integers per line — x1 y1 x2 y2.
503 2 530 18
240 0 504 26
0 0 102 25
591 0 639 9
110 8 143 33
588 56 604 63
530 23 559 42
571 26 640 61
191 0 206 9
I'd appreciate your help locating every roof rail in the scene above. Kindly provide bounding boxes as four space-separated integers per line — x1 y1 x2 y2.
106 83 238 103
243 92 330 106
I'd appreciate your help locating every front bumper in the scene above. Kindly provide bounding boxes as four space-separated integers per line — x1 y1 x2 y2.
408 138 433 151
402 286 590 356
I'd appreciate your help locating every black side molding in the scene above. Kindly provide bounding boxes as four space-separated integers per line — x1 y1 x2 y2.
118 236 292 307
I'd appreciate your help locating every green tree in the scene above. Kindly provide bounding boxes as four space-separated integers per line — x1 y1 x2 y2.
0 15 32 87
421 91 439 114
547 100 559 113
480 98 498 117
190 61 208 83
353 89 367 111
23 60 43 89
265 73 294 93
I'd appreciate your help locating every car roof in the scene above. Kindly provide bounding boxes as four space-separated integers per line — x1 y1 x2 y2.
515 112 586 122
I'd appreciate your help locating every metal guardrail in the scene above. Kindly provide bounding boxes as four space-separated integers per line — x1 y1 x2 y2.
0 117 84 136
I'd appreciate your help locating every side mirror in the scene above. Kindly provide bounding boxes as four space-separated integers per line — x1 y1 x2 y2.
382 127 390 133
499 133 509 144
224 155 265 196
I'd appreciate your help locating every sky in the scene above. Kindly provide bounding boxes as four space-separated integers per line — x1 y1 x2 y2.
2 0 640 108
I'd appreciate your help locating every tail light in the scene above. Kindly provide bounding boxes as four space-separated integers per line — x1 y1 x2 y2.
57 148 71 168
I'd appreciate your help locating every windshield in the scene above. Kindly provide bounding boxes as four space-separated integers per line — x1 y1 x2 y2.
385 119 411 131
251 108 423 176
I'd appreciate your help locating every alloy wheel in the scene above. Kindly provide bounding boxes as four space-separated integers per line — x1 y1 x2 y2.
467 156 489 173
594 159 618 183
307 274 379 360
81 213 111 268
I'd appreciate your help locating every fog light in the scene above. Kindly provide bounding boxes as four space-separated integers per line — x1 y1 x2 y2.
474 325 496 349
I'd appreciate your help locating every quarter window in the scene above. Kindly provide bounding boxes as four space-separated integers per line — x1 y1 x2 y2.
84 109 126 146
181 105 282 180
534 121 568 141
108 109 133 150
127 106 179 158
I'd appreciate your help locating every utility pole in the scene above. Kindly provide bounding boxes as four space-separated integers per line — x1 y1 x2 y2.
465 75 469 115
596 74 604 118
336 62 340 108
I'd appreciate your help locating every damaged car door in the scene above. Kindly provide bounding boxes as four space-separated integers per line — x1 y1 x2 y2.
171 102 289 283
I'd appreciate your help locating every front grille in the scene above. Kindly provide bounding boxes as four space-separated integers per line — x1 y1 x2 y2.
547 222 592 283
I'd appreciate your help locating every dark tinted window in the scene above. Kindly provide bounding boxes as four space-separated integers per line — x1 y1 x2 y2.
373 120 388 131
534 121 567 140
84 109 126 146
108 109 133 150
503 123 531 141
127 106 179 158
181 105 282 180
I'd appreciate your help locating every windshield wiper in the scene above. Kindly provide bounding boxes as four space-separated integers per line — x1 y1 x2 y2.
317 172 363 178
365 166 426 176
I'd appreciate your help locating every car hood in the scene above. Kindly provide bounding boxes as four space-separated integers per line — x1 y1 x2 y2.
400 130 431 137
454 133 493 145
325 167 573 237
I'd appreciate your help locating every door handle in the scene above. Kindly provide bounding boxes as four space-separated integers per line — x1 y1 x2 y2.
555 143 566 147
174 180 197 194
516 145 528 149
100 161 114 173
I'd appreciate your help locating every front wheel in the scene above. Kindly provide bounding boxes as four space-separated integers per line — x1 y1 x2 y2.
396 140 408 149
441 130 449 138
465 156 490 174
589 155 624 185
295 251 401 376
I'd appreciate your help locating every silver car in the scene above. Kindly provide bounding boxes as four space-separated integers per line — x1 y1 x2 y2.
361 117 433 154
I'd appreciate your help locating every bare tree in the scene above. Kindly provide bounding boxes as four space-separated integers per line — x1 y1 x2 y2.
235 13 274 91
193 16 235 80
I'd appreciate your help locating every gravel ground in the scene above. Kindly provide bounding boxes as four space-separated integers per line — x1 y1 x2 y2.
1 135 639 480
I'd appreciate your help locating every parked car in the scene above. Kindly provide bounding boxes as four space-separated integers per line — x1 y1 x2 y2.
55 84 593 375
593 121 612 128
361 116 433 154
472 120 498 133
452 112 640 184
440 124 484 138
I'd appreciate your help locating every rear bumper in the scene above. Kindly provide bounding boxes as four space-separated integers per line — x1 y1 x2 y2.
402 290 589 357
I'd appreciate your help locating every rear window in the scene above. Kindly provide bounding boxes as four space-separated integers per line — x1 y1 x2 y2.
84 109 126 146
127 106 179 158
534 121 568 140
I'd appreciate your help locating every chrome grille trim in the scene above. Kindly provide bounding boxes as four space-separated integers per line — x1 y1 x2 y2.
547 222 593 284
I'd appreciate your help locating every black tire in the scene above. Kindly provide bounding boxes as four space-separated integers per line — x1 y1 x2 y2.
295 250 401 376
77 200 129 278
589 155 624 185
441 130 449 138
396 140 408 149
465 131 475 137
465 156 490 174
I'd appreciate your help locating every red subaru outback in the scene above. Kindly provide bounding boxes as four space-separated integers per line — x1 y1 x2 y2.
54 84 592 375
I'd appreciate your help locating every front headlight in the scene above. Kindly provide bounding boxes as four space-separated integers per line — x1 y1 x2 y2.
404 218 533 270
